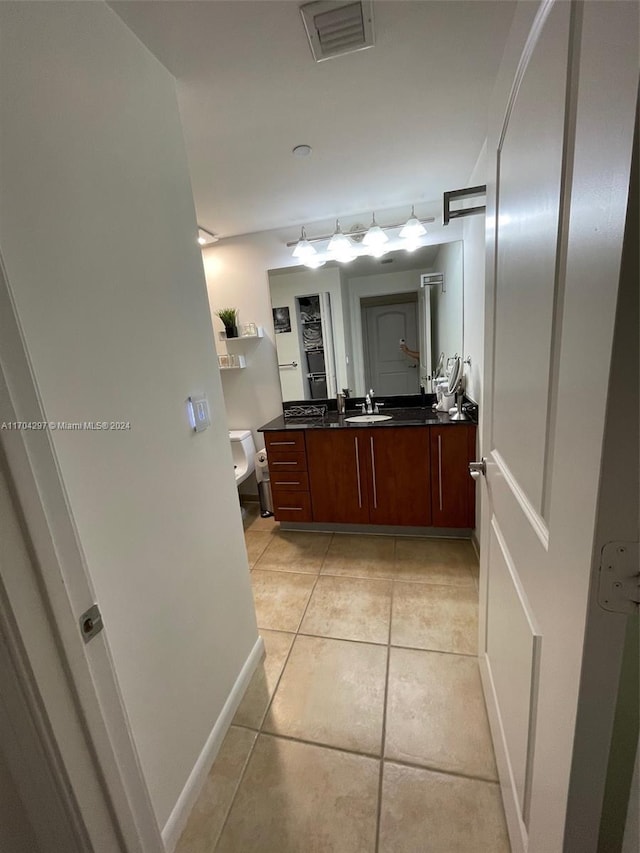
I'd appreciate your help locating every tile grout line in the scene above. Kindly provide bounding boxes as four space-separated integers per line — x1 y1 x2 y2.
227 725 500 787
214 534 333 851
374 536 396 853
381 754 501 786
210 726 260 853
254 532 333 733
238 728 383 762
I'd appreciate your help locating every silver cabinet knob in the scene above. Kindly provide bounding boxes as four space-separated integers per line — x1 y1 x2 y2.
469 458 487 480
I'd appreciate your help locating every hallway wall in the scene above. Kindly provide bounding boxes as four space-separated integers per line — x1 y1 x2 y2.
0 1 258 830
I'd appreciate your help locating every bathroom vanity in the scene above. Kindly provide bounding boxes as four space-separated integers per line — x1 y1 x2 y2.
259 409 476 530
263 239 475 532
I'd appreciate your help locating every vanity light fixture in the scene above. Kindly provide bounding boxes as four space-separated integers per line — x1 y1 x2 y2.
362 213 389 257
399 206 427 240
292 226 317 260
327 220 357 263
287 208 435 264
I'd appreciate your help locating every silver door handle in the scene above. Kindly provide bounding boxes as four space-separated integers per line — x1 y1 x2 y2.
370 436 378 509
437 434 443 512
354 437 362 508
469 458 487 480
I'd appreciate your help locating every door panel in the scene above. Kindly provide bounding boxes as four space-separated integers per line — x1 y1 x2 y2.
367 428 430 526
492 1 570 515
486 519 541 820
430 425 475 528
306 429 370 524
480 2 637 852
363 302 419 395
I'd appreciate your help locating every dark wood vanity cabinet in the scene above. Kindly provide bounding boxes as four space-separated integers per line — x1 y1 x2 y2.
267 423 476 529
305 429 371 524
306 427 432 526
264 431 312 521
366 428 431 526
306 424 476 528
430 425 476 528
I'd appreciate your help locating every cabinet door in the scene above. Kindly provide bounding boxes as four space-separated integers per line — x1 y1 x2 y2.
430 425 476 528
367 428 431 526
306 429 370 524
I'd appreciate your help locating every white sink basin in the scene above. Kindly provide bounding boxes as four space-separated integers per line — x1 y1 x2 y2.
344 414 393 423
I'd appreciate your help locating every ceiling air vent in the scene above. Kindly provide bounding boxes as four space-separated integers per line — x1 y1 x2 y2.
300 0 375 62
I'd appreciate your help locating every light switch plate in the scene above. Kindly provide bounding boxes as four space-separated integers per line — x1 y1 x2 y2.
188 395 210 432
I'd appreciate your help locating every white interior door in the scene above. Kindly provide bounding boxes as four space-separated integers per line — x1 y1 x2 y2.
479 3 637 853
362 300 420 395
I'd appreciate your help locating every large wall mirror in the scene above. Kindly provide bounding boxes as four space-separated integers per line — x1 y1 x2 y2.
268 241 463 402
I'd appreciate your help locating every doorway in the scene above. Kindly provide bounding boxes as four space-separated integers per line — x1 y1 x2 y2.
361 293 420 395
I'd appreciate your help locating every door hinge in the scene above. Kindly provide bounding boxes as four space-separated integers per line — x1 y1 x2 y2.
597 542 639 615
79 604 104 643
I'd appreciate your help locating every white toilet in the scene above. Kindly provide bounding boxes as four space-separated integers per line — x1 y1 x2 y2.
229 429 256 485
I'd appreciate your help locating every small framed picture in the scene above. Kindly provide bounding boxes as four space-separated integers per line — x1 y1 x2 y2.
273 306 291 334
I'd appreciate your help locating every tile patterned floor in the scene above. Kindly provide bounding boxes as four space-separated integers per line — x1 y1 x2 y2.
176 504 510 853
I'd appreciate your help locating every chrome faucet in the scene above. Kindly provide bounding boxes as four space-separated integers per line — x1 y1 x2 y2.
366 389 375 415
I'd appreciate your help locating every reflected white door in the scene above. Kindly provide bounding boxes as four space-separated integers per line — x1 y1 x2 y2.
479 2 637 852
362 301 420 395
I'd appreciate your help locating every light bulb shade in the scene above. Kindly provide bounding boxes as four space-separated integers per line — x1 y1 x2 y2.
328 230 353 255
292 227 317 259
399 216 427 240
362 224 389 247
368 243 389 258
293 238 317 259
303 255 326 269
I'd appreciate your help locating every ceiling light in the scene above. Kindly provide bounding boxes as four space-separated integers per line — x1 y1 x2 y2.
292 226 317 259
292 144 312 158
197 227 219 246
399 206 427 240
362 213 389 249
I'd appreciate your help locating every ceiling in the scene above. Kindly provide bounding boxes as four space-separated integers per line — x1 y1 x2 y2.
111 1 516 239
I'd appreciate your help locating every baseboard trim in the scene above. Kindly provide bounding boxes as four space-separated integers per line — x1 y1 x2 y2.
471 530 480 559
161 635 265 852
280 521 473 539
478 653 527 853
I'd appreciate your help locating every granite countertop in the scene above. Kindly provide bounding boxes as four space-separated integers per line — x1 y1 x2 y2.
258 406 476 432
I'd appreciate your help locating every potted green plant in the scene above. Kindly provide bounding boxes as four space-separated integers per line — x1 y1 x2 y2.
216 308 239 339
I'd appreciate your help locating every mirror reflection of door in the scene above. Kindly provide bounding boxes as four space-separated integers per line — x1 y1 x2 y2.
361 293 420 395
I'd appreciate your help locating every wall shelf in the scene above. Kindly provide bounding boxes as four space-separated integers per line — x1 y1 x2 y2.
218 354 246 370
218 327 264 341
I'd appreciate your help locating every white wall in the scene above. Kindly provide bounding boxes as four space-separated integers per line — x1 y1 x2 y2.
0 1 258 831
462 142 488 407
431 242 464 367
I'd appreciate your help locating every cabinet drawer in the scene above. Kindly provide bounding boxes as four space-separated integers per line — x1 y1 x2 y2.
270 471 310 491
271 490 312 522
268 451 307 472
265 431 306 453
